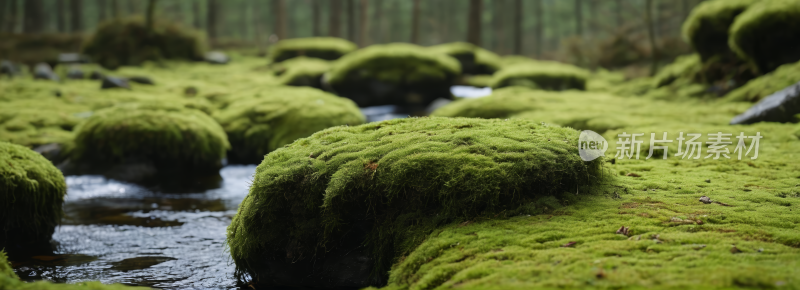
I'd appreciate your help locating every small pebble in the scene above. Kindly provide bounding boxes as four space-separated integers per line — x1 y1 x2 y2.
699 196 712 204
705 179 711 183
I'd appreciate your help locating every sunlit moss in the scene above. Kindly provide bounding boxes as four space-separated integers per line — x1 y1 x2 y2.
428 42 502 75
681 0 758 61
271 56 331 88
430 87 540 119
268 37 358 63
490 61 589 91
729 0 800 73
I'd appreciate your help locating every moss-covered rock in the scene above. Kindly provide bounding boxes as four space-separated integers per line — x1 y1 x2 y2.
268 37 358 63
214 86 364 164
729 0 800 74
226 117 603 287
0 142 66 250
431 87 539 119
490 61 589 91
724 60 800 102
1 251 148 289
428 42 502 75
681 0 758 62
82 17 206 69
271 57 331 89
71 103 229 173
325 43 461 107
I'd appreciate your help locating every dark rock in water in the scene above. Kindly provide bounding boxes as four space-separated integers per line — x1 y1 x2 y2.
1 60 20 77
34 63 59 81
89 70 104 80
331 79 453 108
730 81 800 124
101 76 130 89
128 76 155 85
58 53 89 63
66 66 85 79
205 51 229 64
34 143 64 163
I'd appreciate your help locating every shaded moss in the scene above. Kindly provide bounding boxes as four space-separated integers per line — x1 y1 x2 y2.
82 17 207 69
271 57 331 88
1 251 148 289
226 117 604 285
0 142 66 248
268 37 357 63
653 54 704 88
490 61 589 91
461 75 493 88
723 60 800 102
213 86 364 164
428 42 502 75
430 87 540 119
0 33 85 66
72 103 229 170
681 0 758 62
729 0 800 74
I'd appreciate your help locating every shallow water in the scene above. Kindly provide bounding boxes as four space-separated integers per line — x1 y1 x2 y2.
10 165 257 289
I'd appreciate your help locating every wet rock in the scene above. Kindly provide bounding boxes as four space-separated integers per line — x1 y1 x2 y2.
128 76 155 85
58 53 89 63
33 143 64 163
205 51 229 64
699 196 712 204
730 81 800 124
33 63 59 81
89 70 104 80
101 76 130 89
66 66 84 79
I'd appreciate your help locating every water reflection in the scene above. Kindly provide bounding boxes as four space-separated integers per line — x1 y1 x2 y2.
10 165 257 289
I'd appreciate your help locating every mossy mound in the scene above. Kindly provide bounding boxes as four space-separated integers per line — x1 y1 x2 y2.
653 54 704 88
271 57 331 89
71 103 229 171
0 33 85 66
461 75 493 88
268 37 358 63
227 117 603 285
428 42 502 75
724 60 800 102
381 122 800 290
82 17 206 69
729 0 800 74
498 55 539 68
431 87 540 119
0 142 66 249
0 101 83 148
1 251 148 289
681 0 759 62
490 61 589 91
213 86 364 164
325 43 461 107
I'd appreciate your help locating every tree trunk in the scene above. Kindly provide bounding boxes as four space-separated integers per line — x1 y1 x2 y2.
372 0 382 43
535 0 543 57
615 0 622 28
312 0 320 36
192 0 200 29
682 0 689 21
23 0 44 33
97 0 107 23
127 0 135 16
207 0 219 42
329 0 341 37
513 0 522 54
111 0 120 19
145 0 156 31
466 0 481 46
410 0 420 44
346 0 355 42
70 0 82 33
359 0 368 46
574 0 582 37
254 0 265 54
0 0 6 33
645 0 658 76
7 0 17 33
274 0 286 40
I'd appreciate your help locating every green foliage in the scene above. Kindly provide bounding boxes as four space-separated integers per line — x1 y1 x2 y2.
681 0 758 61
82 17 207 69
1 251 149 289
0 252 15 280
227 117 604 284
428 42 502 75
268 37 358 63
271 57 332 88
724 60 800 102
326 43 461 85
213 86 364 163
72 103 229 169
0 142 66 245
431 87 540 119
490 61 589 91
729 0 800 73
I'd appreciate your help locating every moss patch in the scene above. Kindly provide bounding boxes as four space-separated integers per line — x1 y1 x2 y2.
723 60 800 102
729 0 800 73
72 103 229 170
490 61 589 91
227 117 604 284
213 86 364 164
271 57 331 88
428 42 502 75
0 142 66 247
268 37 357 63
681 0 758 61
431 87 540 119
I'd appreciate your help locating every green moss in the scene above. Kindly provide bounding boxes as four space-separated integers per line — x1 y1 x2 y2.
326 43 461 85
653 54 704 88
428 42 502 75
490 61 589 91
268 37 358 63
213 86 364 164
382 122 800 290
0 252 15 280
498 55 539 68
72 103 229 170
723 60 800 102
1 252 148 289
681 0 759 61
461 75 494 88
0 142 65 246
227 117 603 284
82 17 207 69
0 100 84 148
271 57 331 88
430 87 540 119
729 0 800 73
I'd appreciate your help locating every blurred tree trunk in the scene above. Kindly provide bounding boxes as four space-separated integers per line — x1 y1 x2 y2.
56 0 67 32
0 0 5 33
410 0 419 44
97 0 107 23
513 0 522 54
682 0 689 20
491 0 504 52
312 0 320 36
359 0 368 46
207 0 219 42
329 0 340 37
574 0 582 37
192 0 200 29
127 0 135 16
70 0 82 32
615 0 622 28
645 0 658 76
111 0 120 19
145 0 156 31
438 0 447 42
372 0 382 42
535 0 543 57
466 0 481 46
273 0 286 40
254 0 265 53
7 0 17 33
346 0 354 42
23 0 44 33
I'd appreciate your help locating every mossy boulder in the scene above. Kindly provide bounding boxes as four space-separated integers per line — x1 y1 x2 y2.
490 61 589 91
268 37 358 63
214 86 364 164
82 17 206 69
226 117 603 288
724 60 800 102
428 42 502 75
271 57 331 89
0 142 66 250
681 0 759 62
431 87 539 119
729 0 800 74
69 103 229 180
324 43 461 107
